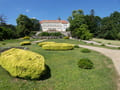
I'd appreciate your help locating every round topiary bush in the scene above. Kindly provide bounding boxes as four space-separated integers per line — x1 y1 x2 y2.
81 48 91 53
74 45 79 48
78 58 93 69
118 47 120 49
63 36 69 39
20 41 31 46
0 48 45 79
23 36 30 40
42 43 74 51
38 42 56 47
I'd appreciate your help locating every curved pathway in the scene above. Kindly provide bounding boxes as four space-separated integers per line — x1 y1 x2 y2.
79 45 120 90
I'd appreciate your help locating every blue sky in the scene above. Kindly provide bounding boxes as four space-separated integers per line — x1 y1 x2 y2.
0 0 120 25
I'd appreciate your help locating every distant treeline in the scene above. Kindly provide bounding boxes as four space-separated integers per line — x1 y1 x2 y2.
0 9 120 40
68 9 120 40
0 14 40 40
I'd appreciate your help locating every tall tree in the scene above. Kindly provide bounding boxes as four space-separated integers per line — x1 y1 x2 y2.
0 15 7 25
16 14 33 37
31 18 40 31
75 24 93 40
90 9 95 16
68 9 85 37
58 17 61 20
99 11 120 40
84 9 101 37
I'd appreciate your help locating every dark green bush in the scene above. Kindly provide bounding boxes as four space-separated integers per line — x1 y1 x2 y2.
74 45 79 48
78 58 93 69
90 43 94 45
101 44 105 46
107 43 111 45
81 48 91 53
2 42 6 45
118 47 120 49
38 32 62 36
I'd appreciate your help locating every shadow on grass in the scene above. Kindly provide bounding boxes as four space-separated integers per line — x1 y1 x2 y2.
0 64 51 81
39 64 51 80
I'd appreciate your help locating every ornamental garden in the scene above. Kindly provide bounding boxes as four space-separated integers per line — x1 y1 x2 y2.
0 9 119 90
0 37 117 90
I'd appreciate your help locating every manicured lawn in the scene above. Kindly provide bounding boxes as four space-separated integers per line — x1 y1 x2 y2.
93 38 120 46
0 39 117 90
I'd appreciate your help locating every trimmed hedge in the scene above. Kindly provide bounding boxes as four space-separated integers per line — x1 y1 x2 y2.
38 32 63 36
63 36 69 39
38 42 56 47
78 58 93 69
20 41 31 46
23 36 30 40
42 43 74 50
0 48 45 79
74 45 79 48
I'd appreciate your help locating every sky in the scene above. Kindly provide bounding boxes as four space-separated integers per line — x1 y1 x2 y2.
0 0 120 25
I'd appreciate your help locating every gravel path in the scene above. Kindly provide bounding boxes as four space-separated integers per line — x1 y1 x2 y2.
32 39 46 44
79 45 120 90
82 40 120 48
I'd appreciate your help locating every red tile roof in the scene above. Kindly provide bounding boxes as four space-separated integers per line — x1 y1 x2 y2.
40 20 68 24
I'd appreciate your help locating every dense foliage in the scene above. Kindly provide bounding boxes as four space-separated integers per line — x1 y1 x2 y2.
16 14 33 37
78 58 94 69
0 14 40 41
68 9 120 40
0 48 45 79
0 24 17 40
68 9 93 40
1 10 120 40
31 18 40 31
38 32 63 36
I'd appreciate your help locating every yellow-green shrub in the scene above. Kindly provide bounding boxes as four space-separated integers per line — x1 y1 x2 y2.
23 36 30 40
20 41 31 46
38 42 56 47
63 36 69 39
0 48 45 79
42 43 74 50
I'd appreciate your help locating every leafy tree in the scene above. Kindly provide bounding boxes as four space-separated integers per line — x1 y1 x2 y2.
0 26 17 40
16 14 33 37
99 11 120 40
58 17 61 20
75 24 93 40
67 16 72 23
84 9 101 37
30 18 40 31
90 9 95 16
68 9 86 37
0 15 6 25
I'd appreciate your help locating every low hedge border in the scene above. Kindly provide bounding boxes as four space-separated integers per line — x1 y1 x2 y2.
42 43 74 51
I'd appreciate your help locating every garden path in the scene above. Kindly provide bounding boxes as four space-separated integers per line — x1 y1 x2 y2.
79 44 120 90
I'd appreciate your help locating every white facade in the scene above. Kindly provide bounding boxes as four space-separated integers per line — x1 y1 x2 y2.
40 20 70 32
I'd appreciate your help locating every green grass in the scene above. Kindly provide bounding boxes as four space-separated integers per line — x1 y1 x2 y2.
0 39 117 90
93 38 120 46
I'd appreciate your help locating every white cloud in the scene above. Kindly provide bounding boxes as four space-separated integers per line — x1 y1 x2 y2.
25 9 30 13
32 17 36 19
